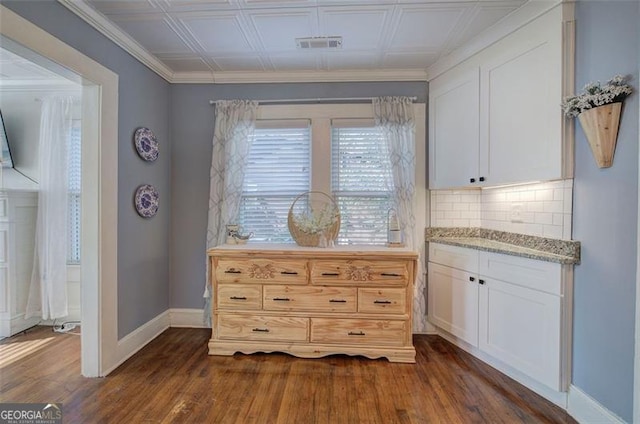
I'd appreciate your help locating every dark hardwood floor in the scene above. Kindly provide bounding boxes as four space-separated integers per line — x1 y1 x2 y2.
0 326 576 423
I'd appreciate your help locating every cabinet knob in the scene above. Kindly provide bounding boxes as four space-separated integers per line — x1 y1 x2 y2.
479 279 485 285
470 178 476 183
479 177 485 182
469 277 475 282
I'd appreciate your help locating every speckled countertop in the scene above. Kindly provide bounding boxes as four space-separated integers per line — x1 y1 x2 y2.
425 227 580 264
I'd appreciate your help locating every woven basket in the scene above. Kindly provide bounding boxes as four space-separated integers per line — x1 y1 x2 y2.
288 191 341 247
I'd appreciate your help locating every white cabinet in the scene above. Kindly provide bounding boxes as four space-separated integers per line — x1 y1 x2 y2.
478 278 561 390
429 68 480 188
427 242 571 394
428 262 478 347
479 37 564 185
0 190 39 337
428 4 572 189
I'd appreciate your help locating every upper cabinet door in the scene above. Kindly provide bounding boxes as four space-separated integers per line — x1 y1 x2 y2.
480 34 563 185
429 68 480 189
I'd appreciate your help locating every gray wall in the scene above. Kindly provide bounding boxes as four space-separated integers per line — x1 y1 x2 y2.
2 1 173 339
572 1 639 421
169 82 427 309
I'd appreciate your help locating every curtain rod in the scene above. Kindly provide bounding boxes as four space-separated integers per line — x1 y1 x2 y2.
208 96 418 106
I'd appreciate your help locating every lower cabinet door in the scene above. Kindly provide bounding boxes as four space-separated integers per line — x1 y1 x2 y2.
427 262 479 346
478 278 561 390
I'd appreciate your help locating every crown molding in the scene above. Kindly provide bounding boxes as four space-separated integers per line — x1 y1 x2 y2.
57 0 175 82
173 69 428 84
426 0 564 80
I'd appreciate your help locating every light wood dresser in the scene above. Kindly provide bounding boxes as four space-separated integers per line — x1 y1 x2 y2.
207 244 418 363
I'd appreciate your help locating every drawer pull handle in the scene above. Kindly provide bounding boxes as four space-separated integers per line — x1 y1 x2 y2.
348 331 365 336
374 300 392 304
224 269 241 274
280 271 298 275
229 296 247 300
273 297 291 302
321 272 340 276
381 273 400 277
469 277 475 282
329 299 347 303
252 328 269 333
479 279 485 285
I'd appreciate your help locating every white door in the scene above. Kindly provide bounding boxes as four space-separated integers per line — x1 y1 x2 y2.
478 277 562 390
429 68 480 189
428 262 478 346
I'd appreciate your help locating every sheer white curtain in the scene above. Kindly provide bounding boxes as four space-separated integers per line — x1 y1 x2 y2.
26 96 75 320
373 96 425 332
204 100 258 325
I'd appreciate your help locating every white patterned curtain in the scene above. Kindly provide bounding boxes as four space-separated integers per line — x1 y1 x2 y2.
373 96 425 332
26 96 75 320
204 100 258 325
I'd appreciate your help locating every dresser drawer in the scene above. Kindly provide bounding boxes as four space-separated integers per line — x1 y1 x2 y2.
264 285 356 312
216 259 307 285
217 314 308 342
358 288 407 314
310 318 405 346
217 285 262 310
310 260 408 286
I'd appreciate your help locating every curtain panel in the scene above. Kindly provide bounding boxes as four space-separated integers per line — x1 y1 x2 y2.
204 100 258 326
26 96 75 320
373 96 425 333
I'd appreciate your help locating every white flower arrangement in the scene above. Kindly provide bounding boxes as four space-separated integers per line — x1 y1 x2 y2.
294 204 339 235
562 75 633 118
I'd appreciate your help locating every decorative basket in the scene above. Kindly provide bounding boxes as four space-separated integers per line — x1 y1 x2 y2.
288 191 341 247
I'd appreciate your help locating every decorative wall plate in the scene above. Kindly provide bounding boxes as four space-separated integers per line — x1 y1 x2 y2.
134 127 158 162
134 184 159 218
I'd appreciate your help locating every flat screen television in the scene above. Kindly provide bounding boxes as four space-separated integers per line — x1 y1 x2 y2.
0 109 14 168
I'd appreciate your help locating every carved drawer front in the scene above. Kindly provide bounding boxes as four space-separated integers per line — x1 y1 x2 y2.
217 285 262 310
217 314 308 342
310 318 405 346
216 259 307 285
310 260 408 286
263 286 357 312
358 288 407 314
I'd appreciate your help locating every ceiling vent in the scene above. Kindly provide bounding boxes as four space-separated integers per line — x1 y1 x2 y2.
296 36 343 50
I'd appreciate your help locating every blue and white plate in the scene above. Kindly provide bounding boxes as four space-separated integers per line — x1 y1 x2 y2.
134 184 159 218
134 127 158 162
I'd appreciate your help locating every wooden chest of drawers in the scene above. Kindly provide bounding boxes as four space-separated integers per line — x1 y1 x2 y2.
208 244 418 363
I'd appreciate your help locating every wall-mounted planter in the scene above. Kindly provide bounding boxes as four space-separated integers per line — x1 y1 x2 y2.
577 102 622 168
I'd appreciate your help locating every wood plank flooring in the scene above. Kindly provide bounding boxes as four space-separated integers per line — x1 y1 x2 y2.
0 326 576 423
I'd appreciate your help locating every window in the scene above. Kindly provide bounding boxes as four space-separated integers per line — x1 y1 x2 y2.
239 121 310 242
237 104 425 247
331 123 393 245
67 120 81 264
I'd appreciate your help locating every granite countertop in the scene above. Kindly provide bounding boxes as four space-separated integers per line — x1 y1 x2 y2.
425 227 580 265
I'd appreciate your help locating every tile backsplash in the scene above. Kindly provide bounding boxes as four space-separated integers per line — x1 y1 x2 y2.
430 179 573 240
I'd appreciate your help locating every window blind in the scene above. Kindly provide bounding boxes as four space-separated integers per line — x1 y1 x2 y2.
239 123 311 243
67 120 81 263
331 125 393 245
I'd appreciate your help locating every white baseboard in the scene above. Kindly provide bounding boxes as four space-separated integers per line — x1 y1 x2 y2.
102 310 170 376
169 308 206 328
567 385 625 424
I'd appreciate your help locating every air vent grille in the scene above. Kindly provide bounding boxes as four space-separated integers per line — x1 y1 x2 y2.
296 36 343 49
